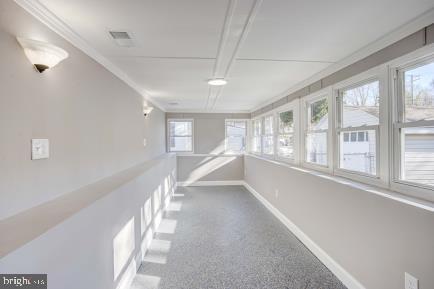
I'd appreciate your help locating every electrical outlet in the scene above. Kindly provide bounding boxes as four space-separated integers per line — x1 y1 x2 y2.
405 272 418 289
143 138 147 147
275 189 279 198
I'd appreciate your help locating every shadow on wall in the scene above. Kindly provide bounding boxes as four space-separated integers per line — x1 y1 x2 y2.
112 168 177 289
178 138 244 184
206 140 225 155
184 156 237 185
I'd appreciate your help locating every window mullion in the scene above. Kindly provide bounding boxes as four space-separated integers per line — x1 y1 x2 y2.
394 120 434 129
337 125 379 132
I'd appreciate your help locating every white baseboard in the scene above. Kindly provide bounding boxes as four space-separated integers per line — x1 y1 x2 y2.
177 180 244 187
241 181 366 289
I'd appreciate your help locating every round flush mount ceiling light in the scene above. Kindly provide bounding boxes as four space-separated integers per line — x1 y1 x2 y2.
207 78 227 86
16 37 69 73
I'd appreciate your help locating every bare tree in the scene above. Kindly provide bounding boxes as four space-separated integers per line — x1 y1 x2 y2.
343 83 379 106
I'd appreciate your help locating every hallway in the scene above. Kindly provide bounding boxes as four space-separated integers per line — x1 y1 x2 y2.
132 186 346 289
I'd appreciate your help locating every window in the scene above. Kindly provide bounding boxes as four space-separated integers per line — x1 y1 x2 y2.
395 59 434 188
305 97 328 166
262 115 274 155
343 132 369 142
168 120 193 152
277 110 295 160
252 118 262 154
225 120 247 153
337 80 379 175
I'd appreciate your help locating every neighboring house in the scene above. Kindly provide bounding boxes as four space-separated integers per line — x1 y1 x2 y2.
403 124 434 186
312 107 377 173
311 106 434 182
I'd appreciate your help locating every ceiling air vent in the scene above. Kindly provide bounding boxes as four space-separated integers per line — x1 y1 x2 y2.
109 31 134 47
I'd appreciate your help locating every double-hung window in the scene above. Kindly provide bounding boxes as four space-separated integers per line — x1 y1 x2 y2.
262 115 274 156
167 119 193 152
277 110 294 160
277 101 299 162
252 118 262 154
305 97 328 166
225 120 247 153
336 80 380 176
394 58 434 189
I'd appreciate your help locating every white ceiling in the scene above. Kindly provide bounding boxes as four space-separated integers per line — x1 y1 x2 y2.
37 0 434 112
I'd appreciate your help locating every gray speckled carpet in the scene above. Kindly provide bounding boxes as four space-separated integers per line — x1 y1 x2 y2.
131 186 346 289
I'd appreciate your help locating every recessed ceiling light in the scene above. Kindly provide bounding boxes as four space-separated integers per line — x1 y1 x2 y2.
208 78 227 86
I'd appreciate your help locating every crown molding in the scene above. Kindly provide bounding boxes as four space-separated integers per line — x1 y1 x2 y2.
250 8 434 113
14 0 167 112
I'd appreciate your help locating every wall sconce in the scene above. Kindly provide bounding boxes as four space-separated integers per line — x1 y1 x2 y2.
143 106 154 118
17 37 69 73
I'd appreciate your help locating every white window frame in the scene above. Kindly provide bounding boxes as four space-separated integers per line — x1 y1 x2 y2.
251 117 262 155
224 119 248 154
246 45 434 203
332 66 388 187
167 119 194 154
301 88 333 173
389 48 434 202
276 99 300 164
262 113 275 157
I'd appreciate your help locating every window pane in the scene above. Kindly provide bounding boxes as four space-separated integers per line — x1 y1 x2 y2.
279 110 293 133
278 134 294 159
342 81 379 127
401 127 434 186
226 121 246 136
264 116 274 134
339 130 376 175
253 119 261 136
344 132 349 142
351 132 357 142
169 136 192 152
262 136 274 155
404 61 434 122
170 121 192 136
306 132 327 165
309 98 328 130
252 137 261 153
226 136 245 153
226 120 246 152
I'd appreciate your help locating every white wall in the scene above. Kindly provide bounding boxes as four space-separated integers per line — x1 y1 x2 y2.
0 155 177 289
0 0 166 219
244 154 434 289
177 155 244 184
166 113 248 183
0 2 173 288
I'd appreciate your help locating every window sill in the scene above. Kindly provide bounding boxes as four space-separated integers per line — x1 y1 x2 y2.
176 153 245 157
245 153 434 212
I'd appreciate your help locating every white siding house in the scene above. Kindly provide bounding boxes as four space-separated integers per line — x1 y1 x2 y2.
313 107 434 178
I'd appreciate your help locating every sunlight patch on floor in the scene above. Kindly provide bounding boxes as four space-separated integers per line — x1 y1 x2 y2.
156 219 177 234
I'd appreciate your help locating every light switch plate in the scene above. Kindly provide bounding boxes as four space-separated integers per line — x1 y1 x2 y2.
143 138 147 147
405 272 418 289
31 139 49 160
